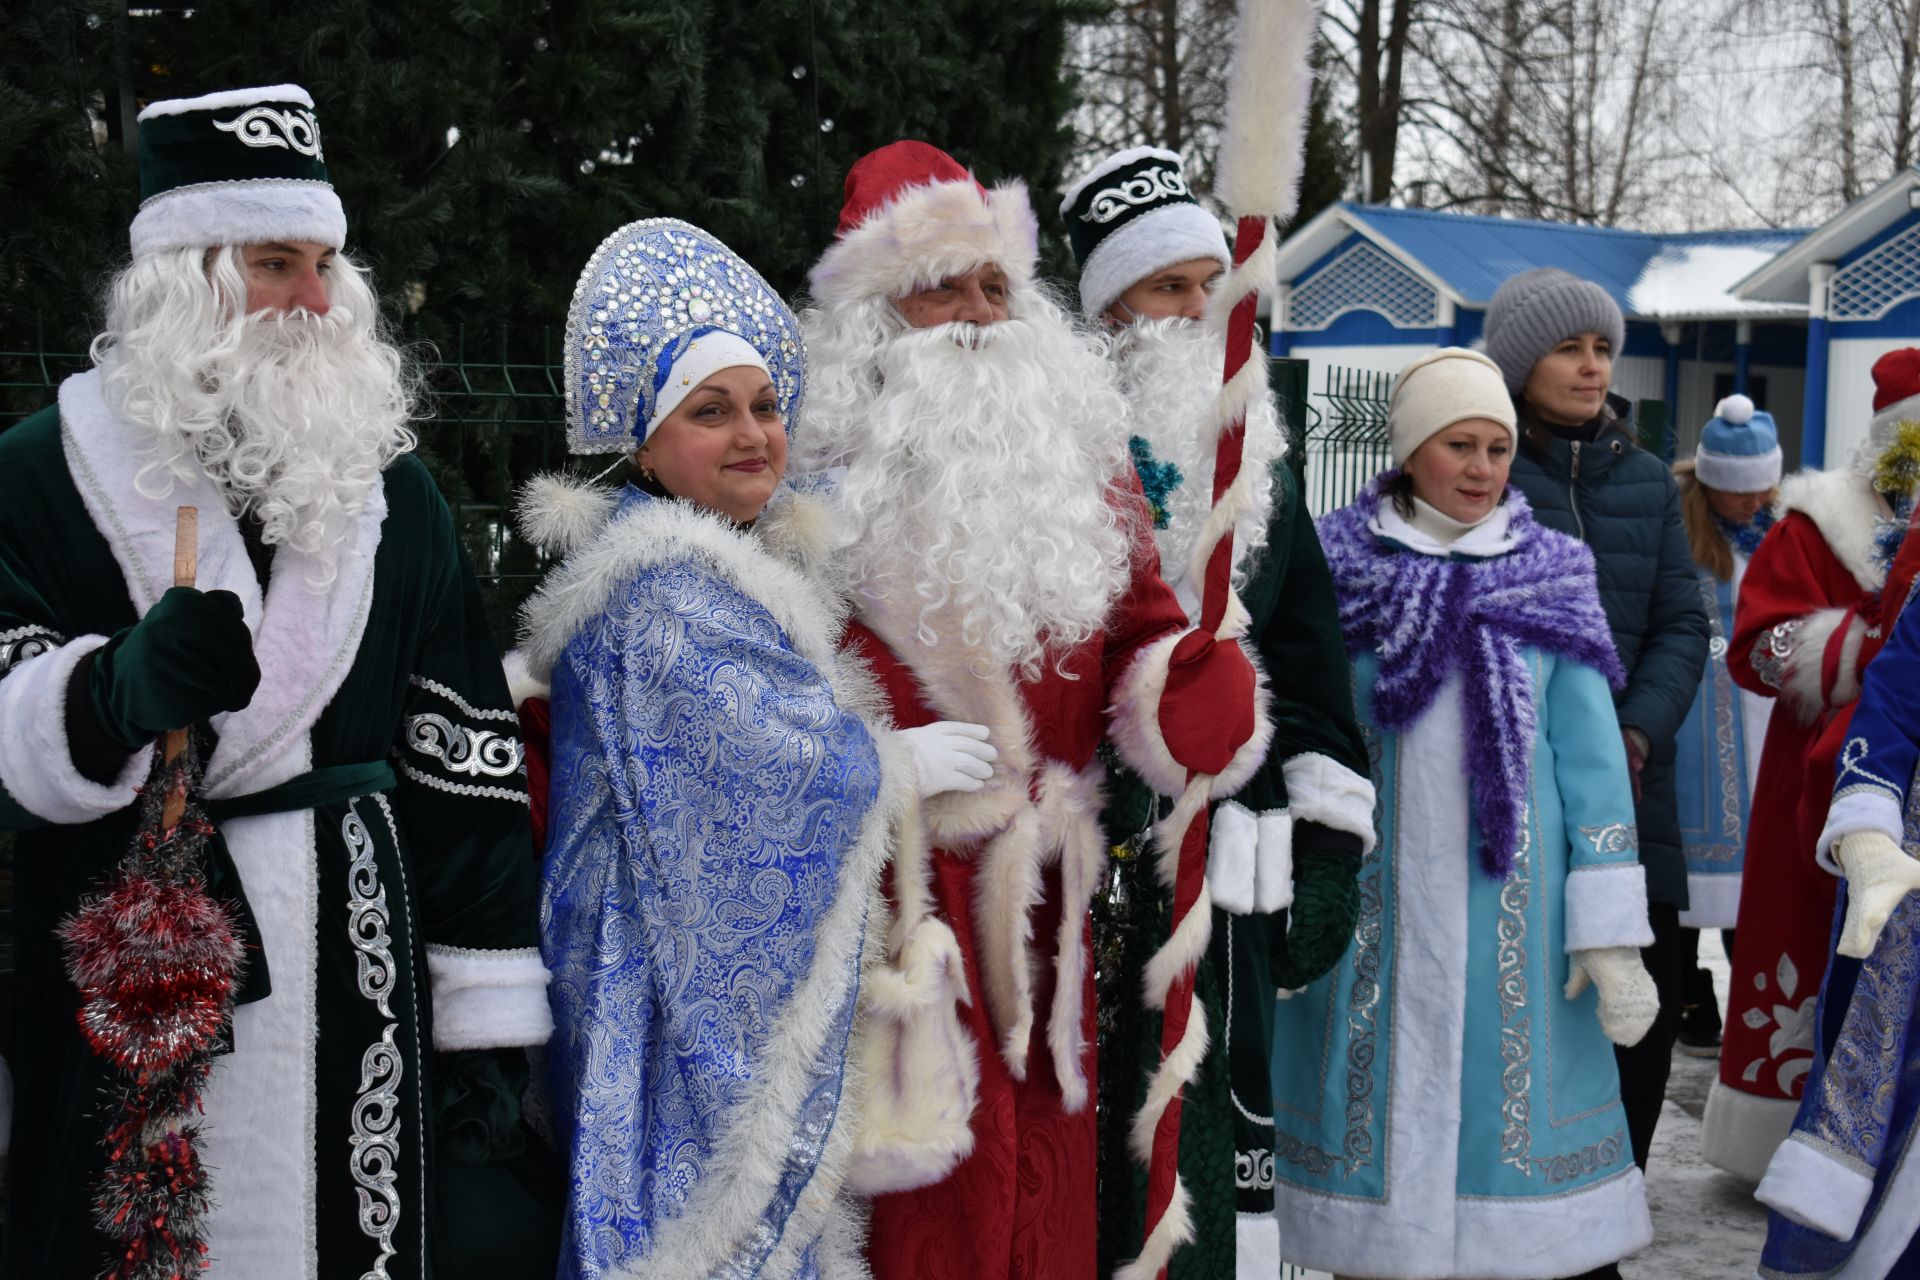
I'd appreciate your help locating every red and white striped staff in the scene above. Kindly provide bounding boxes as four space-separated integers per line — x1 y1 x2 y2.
1122 2 1321 1275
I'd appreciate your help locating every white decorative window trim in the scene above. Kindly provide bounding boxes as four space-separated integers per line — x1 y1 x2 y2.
1831 221 1920 322
1284 241 1439 332
396 758 529 805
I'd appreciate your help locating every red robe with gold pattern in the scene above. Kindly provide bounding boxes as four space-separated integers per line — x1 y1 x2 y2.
1704 467 1885 1181
846 481 1265 1280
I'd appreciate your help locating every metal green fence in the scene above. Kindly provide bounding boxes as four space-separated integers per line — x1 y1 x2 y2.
1303 364 1393 517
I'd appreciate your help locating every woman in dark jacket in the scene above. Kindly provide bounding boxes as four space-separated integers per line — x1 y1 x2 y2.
1483 267 1710 1180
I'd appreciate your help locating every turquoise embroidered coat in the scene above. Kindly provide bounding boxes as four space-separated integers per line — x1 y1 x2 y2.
1271 645 1654 1279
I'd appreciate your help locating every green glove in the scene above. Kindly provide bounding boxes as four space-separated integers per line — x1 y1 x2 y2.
434 1047 530 1165
88 586 260 748
1270 845 1361 990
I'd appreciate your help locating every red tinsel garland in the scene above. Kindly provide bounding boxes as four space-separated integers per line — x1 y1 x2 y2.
58 737 245 1280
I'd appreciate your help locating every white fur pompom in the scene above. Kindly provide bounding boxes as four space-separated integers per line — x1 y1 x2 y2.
1716 394 1755 425
516 472 619 556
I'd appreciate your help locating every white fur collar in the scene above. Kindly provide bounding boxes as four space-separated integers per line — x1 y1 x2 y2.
57 369 386 798
1778 467 1885 591
517 485 849 683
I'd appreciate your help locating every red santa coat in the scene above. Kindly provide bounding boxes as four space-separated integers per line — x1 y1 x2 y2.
845 483 1270 1280
1704 467 1884 1180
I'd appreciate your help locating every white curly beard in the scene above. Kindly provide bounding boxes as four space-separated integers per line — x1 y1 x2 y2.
1110 317 1285 600
794 295 1139 678
94 248 417 592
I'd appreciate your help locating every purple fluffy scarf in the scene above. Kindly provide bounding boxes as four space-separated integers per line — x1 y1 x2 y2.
1317 479 1626 880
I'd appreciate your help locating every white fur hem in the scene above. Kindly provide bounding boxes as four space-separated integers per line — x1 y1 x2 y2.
1209 800 1260 914
130 180 346 257
1818 788 1905 874
0 635 151 823
1106 630 1274 799
1702 1079 1799 1182
1756 1132 1876 1241
424 944 554 1050
1678 872 1744 929
1563 863 1654 953
1780 605 1865 723
1280 751 1378 852
1077 202 1229 320
1696 448 1784 494
1237 1210 1279 1277
808 177 1038 310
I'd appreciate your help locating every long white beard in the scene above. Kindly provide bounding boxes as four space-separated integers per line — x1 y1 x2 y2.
94 248 417 591
795 301 1138 678
1111 317 1284 591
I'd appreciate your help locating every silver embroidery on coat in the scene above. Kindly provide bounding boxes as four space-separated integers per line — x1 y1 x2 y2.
404 713 524 778
1531 1129 1626 1184
1235 1148 1277 1191
1497 809 1533 1175
0 625 62 676
1578 822 1639 857
1750 618 1804 691
1835 736 1902 800
407 674 517 723
213 105 324 159
343 802 400 1277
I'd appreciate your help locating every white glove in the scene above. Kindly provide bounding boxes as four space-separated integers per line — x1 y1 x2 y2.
1565 946 1658 1047
895 721 996 798
1835 831 1920 959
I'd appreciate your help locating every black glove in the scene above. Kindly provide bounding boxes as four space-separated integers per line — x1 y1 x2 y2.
88 586 260 748
1270 844 1362 991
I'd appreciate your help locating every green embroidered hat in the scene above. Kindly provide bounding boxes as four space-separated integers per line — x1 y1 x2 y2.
1058 146 1228 320
129 84 347 258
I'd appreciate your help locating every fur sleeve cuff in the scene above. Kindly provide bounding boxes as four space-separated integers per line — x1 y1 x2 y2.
1817 788 1906 875
1563 863 1653 953
1280 752 1378 854
425 944 554 1050
1780 607 1867 721
1756 1133 1876 1242
1106 631 1274 799
0 636 150 824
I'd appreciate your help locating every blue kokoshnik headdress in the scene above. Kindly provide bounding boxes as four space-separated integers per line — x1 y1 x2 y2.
563 217 806 454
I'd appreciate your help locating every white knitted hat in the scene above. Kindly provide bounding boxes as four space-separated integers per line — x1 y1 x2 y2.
1388 348 1518 465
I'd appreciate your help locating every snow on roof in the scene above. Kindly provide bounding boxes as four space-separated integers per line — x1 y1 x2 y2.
1628 241 1806 319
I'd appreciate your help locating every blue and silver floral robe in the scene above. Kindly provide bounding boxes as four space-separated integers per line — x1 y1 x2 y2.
1756 586 1920 1279
521 485 906 1280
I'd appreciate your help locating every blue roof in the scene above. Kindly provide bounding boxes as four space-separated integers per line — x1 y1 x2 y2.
1339 204 1806 309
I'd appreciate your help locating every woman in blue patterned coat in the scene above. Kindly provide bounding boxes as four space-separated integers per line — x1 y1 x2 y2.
514 219 993 1279
1271 349 1658 1279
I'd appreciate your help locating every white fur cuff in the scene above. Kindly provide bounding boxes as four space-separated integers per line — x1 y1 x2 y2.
1209 801 1259 914
1756 1133 1876 1241
1817 788 1905 875
1106 631 1274 800
424 944 554 1051
1677 871 1743 929
1563 863 1653 953
1255 808 1294 913
501 647 549 710
1782 606 1867 722
0 635 151 824
1279 752 1377 852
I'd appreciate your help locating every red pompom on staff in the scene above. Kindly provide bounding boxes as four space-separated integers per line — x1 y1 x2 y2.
58 508 247 1280
1121 3 1321 1276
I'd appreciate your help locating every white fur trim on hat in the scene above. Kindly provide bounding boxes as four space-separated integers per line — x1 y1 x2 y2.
1077 202 1229 320
1694 446 1783 493
649 331 770 441
137 84 315 120
1388 347 1517 466
1870 392 1920 446
808 178 1038 309
129 179 347 256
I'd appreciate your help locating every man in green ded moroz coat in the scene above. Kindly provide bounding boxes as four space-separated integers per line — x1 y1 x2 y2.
0 85 556 1277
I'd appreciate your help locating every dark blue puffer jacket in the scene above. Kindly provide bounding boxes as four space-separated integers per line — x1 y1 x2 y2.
1508 395 1709 908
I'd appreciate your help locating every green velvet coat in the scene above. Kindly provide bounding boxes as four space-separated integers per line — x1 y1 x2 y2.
0 372 557 1279
1096 463 1373 1277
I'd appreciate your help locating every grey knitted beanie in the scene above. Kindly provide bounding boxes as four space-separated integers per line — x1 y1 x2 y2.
1482 268 1625 393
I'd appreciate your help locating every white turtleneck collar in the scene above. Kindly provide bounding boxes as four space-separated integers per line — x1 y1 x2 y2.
1370 495 1519 558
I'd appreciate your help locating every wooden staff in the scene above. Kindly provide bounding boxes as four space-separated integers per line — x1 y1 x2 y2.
159 505 198 831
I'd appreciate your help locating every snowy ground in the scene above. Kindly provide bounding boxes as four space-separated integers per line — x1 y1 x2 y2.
1283 931 1771 1280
